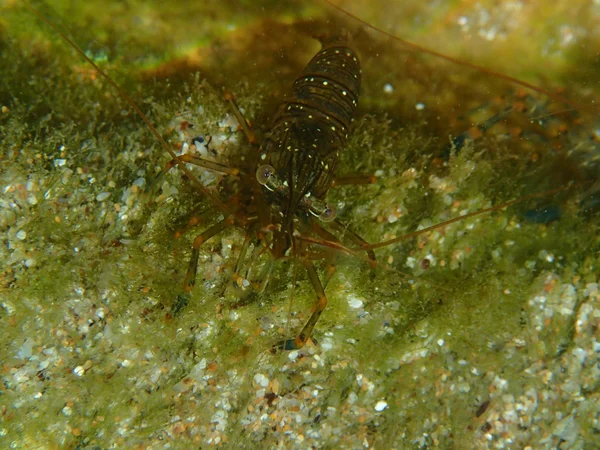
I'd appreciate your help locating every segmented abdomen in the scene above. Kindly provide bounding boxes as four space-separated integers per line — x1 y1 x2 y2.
260 34 361 200
288 35 361 138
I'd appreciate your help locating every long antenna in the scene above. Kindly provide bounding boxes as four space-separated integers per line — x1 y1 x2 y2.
21 0 231 215
364 185 575 251
322 0 599 117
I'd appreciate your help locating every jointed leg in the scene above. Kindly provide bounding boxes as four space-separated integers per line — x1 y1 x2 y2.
232 228 255 289
173 207 216 239
163 154 239 176
184 219 229 292
331 219 376 269
279 259 328 350
229 226 278 308
224 92 258 145
310 222 342 288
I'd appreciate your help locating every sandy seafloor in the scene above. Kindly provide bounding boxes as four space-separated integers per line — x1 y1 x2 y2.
1 0 600 448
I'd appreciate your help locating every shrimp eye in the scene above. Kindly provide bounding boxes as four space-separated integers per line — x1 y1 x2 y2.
319 203 337 222
256 164 276 186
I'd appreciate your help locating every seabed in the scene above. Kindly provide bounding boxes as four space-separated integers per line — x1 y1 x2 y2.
1 0 599 448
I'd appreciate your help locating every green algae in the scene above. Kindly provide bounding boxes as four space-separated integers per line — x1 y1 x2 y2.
1 0 599 448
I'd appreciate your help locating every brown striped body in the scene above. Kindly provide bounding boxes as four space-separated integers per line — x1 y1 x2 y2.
257 34 361 227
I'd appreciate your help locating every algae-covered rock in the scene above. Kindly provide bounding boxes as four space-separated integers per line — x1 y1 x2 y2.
1 0 599 448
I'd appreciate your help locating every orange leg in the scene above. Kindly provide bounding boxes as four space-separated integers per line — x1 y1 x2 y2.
330 219 376 270
183 220 229 292
277 259 328 350
224 92 258 145
173 207 216 239
231 229 255 289
309 222 342 288
163 154 239 176
229 225 278 308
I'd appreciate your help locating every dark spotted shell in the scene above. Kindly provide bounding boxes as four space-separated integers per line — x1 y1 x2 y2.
259 34 361 203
